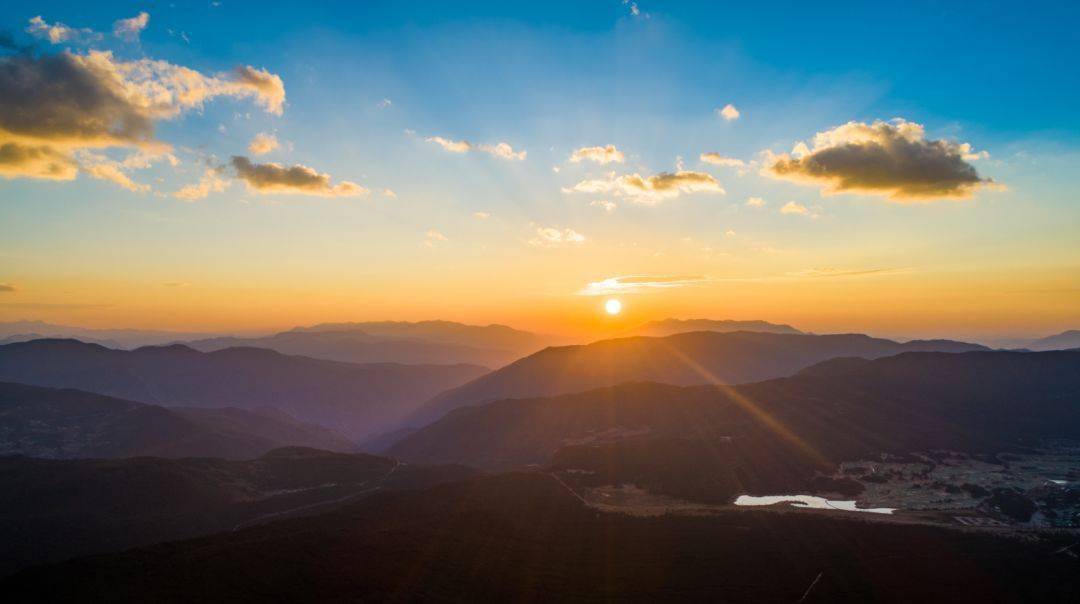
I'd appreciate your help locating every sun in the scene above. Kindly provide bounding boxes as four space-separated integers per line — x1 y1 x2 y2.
604 299 622 315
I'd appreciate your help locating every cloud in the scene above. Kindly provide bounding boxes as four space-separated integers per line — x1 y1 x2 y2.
231 156 366 197
162 281 190 287
788 267 912 278
232 66 286 115
473 211 490 219
26 16 101 44
173 167 229 201
113 12 149 42
0 283 16 292
570 144 625 164
563 170 724 204
780 201 810 215
382 188 397 198
81 159 149 192
247 132 279 155
425 136 525 160
745 196 765 208
0 51 286 182
426 136 471 153
699 152 746 169
590 199 617 212
578 275 707 296
764 119 995 201
423 229 448 248
717 104 740 121
528 226 586 248
377 98 392 109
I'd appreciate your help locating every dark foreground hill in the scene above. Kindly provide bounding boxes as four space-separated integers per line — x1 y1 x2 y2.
4 472 1077 603
0 447 476 577
0 382 354 459
410 331 989 427
389 351 1080 481
0 340 488 440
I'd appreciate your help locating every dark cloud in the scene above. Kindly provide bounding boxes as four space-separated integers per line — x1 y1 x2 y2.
231 156 366 197
765 120 994 201
0 283 17 292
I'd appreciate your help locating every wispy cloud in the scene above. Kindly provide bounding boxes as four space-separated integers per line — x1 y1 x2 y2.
173 168 230 201
745 196 766 208
578 275 708 296
0 283 17 292
473 211 490 219
112 12 149 42
423 229 448 248
780 201 810 215
26 16 101 44
764 119 996 201
788 267 913 278
528 226 586 248
699 152 746 169
563 170 723 204
426 136 526 160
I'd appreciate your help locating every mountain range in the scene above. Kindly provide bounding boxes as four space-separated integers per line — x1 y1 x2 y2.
0 340 487 440
0 381 354 459
408 331 989 427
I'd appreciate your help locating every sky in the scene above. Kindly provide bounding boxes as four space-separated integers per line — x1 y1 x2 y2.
1 0 1078 340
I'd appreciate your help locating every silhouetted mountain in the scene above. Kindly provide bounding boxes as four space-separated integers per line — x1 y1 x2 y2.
0 447 477 576
1027 329 1080 351
626 318 802 337
389 352 1080 482
290 320 553 352
0 340 488 440
0 382 354 459
6 472 1077 602
410 331 989 426
184 329 518 368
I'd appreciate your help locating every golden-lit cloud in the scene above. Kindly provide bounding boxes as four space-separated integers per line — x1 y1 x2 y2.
579 275 708 296
0 50 286 185
26 16 101 44
473 211 490 219
780 201 810 215
563 170 723 204
528 226 586 248
745 196 765 208
112 12 149 42
231 156 366 197
173 167 229 201
570 144 625 164
425 136 525 160
764 119 994 201
247 132 279 155
717 103 740 121
81 160 150 192
699 152 746 169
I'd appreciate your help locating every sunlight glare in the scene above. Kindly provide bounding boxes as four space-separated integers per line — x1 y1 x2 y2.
605 299 622 315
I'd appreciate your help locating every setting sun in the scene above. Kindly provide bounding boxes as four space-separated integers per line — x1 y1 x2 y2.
605 299 622 315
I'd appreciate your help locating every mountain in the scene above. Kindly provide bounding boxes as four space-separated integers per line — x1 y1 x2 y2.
0 382 355 459
388 351 1080 477
0 340 488 440
409 331 990 427
184 329 520 368
0 447 477 576
0 320 231 349
1027 329 1080 351
5 472 1077 602
289 320 554 352
625 318 803 337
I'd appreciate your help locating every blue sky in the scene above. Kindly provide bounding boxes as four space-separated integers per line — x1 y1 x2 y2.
1 1 1078 338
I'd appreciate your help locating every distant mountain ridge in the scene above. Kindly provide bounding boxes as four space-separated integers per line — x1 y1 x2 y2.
625 318 802 337
409 330 989 427
0 382 354 459
0 340 488 440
